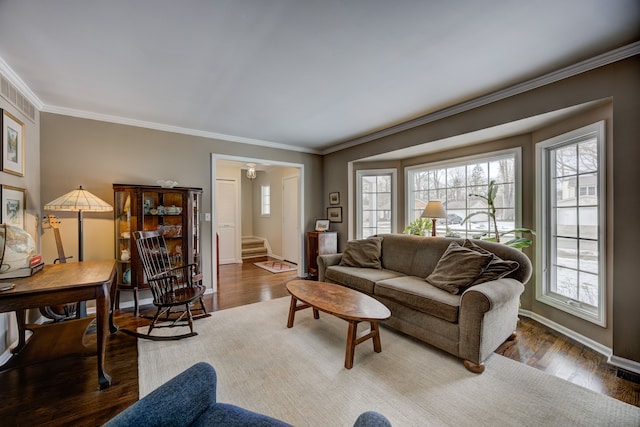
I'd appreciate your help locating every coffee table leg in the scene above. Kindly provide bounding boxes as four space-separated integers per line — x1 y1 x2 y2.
345 320 358 369
287 296 297 328
371 321 382 353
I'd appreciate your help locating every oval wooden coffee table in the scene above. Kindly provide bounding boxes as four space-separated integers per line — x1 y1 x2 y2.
286 279 391 369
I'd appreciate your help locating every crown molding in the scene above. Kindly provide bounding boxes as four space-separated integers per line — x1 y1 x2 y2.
40 105 321 154
322 41 640 155
0 57 44 110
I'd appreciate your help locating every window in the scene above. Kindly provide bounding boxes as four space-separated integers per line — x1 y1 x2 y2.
356 169 396 238
536 121 606 326
406 149 519 239
261 185 270 216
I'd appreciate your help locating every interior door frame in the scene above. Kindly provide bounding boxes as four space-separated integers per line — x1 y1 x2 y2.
282 174 300 264
210 153 305 287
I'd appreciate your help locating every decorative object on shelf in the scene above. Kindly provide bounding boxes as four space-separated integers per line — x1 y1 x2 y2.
156 180 179 188
246 163 257 180
1 109 25 177
165 205 182 215
120 248 130 261
315 219 330 232
1 185 26 229
44 185 113 261
327 206 342 223
123 268 131 284
421 200 446 237
329 192 340 205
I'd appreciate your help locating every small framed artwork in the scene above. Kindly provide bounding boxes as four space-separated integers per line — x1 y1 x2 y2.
1 109 25 177
315 219 330 232
327 207 342 223
1 185 26 229
329 192 340 205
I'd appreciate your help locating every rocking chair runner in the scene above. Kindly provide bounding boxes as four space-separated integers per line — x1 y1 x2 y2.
131 230 208 340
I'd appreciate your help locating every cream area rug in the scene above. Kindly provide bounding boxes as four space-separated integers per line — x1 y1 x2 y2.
138 297 640 426
253 260 297 273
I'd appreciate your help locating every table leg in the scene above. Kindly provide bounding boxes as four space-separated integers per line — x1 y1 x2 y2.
371 321 382 353
345 320 359 369
287 296 297 328
96 282 112 389
108 271 119 334
12 309 27 354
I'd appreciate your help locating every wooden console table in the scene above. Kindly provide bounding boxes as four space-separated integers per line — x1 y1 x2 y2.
0 260 117 389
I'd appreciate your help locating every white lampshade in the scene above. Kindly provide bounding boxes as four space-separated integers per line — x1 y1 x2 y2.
420 200 446 219
44 186 113 212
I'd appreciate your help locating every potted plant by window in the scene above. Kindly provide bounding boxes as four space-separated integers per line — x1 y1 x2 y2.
403 217 432 236
462 180 535 248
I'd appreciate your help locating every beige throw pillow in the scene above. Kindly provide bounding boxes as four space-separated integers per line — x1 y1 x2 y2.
339 237 383 269
462 239 520 286
425 241 493 294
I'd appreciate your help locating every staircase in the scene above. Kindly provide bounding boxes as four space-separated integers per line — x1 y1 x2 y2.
241 236 268 259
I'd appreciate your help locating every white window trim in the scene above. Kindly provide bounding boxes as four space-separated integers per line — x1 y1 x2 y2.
404 148 522 235
355 168 397 239
535 121 606 326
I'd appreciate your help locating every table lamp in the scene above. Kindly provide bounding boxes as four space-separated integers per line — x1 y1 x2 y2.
421 200 446 237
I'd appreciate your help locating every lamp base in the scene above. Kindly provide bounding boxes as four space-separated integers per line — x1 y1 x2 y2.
431 219 437 237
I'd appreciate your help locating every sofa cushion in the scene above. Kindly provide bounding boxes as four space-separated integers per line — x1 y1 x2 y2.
463 239 520 286
375 276 461 323
339 237 383 269
425 241 493 294
325 266 404 294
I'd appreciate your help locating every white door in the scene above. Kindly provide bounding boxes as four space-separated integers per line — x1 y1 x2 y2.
216 179 239 264
282 175 300 264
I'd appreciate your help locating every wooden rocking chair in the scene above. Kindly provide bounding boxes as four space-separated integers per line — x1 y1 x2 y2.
130 230 208 340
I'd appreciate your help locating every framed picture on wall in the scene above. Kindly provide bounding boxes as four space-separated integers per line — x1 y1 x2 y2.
327 207 342 223
329 192 340 205
1 109 25 177
1 185 26 229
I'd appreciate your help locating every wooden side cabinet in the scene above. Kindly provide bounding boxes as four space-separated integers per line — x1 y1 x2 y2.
306 231 338 278
113 183 203 316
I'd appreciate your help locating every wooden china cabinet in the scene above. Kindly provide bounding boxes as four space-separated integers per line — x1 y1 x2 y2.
113 184 203 316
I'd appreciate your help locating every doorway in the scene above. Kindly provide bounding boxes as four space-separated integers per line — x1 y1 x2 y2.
211 154 305 285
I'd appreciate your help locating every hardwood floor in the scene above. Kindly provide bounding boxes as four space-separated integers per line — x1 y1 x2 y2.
0 256 638 426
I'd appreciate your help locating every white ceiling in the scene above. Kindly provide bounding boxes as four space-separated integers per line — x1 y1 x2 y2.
0 1 638 154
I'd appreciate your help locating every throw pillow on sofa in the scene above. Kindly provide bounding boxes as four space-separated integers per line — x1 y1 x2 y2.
462 239 520 286
339 236 383 269
425 241 493 294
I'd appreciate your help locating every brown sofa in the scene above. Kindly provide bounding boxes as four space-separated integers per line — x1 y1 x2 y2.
317 233 532 373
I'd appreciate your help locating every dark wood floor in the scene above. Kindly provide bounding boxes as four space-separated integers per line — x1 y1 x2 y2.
0 256 638 426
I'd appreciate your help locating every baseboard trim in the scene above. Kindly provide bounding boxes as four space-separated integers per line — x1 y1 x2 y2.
609 356 640 377
519 309 640 375
519 309 612 357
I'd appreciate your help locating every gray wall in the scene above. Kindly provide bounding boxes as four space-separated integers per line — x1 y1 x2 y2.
0 97 41 353
39 113 323 296
324 57 640 364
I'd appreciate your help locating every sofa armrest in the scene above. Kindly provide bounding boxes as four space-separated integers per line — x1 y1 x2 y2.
317 253 343 282
458 279 525 363
104 362 217 427
461 278 524 313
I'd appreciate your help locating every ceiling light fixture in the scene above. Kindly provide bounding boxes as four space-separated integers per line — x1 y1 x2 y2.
246 163 257 180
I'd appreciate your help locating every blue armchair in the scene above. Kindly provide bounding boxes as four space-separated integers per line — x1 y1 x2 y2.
104 362 391 426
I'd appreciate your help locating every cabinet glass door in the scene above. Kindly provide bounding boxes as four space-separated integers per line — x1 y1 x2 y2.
114 189 133 289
